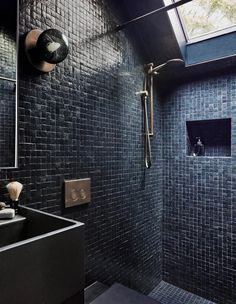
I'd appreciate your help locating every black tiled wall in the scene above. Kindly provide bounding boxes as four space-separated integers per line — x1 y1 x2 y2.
0 27 16 166
0 0 162 293
162 74 236 304
1 1 234 301
0 80 16 166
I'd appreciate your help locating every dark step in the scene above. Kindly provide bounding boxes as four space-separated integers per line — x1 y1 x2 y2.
90 283 161 304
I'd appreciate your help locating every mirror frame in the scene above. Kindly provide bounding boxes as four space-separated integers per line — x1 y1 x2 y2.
0 0 19 169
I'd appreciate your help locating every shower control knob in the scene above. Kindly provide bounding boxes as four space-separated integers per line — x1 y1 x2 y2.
135 90 148 95
37 29 69 64
135 90 148 96
25 28 69 72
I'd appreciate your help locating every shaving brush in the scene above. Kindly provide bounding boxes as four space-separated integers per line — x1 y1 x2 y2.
6 181 23 214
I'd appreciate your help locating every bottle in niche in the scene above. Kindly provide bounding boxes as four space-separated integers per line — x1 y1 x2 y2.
193 137 204 156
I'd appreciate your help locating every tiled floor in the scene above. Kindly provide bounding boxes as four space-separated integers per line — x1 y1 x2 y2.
85 280 217 304
149 281 216 304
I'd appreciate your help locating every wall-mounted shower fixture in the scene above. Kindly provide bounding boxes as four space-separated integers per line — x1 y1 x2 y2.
137 59 185 169
25 29 69 72
147 59 184 137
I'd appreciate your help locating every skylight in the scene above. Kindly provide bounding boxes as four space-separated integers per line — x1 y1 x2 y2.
176 0 236 40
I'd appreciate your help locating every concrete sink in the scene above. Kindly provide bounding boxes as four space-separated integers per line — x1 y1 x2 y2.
0 205 84 304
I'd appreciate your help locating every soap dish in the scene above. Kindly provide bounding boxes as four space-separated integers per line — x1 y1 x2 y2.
0 208 15 219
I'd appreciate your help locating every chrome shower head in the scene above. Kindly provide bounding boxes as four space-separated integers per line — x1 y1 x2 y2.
148 58 185 75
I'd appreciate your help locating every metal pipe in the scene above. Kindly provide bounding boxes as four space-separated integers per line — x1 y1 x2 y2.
143 96 152 168
0 76 16 82
149 65 154 136
115 0 193 32
135 85 152 168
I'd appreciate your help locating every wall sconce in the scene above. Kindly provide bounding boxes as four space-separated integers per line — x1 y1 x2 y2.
25 29 69 72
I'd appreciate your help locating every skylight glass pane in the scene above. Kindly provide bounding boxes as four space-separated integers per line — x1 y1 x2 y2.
177 0 236 39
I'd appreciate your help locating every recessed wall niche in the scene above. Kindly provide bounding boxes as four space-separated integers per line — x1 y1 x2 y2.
186 118 231 157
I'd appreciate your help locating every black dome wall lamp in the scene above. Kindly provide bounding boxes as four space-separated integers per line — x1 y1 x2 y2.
25 29 69 72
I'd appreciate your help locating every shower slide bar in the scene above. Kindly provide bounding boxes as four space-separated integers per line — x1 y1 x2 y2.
137 59 184 169
136 88 152 169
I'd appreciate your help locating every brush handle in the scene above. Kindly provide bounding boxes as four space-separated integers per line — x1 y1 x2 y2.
9 200 19 214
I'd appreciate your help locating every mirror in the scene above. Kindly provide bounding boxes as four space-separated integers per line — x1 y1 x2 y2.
0 0 18 168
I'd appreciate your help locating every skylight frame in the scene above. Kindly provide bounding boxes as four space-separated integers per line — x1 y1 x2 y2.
172 0 236 43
